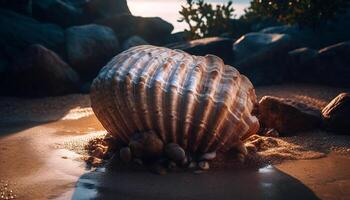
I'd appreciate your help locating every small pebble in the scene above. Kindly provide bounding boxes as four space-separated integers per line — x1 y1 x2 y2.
265 129 279 137
150 164 167 175
164 143 186 162
133 158 143 166
198 161 210 170
180 157 188 167
199 151 216 161
188 161 197 169
245 143 257 154
129 141 144 158
168 161 177 170
119 147 132 163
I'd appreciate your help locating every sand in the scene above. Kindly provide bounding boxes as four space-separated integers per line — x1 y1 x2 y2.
0 84 349 200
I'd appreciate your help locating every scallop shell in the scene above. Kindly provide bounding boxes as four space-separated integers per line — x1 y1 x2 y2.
90 45 259 153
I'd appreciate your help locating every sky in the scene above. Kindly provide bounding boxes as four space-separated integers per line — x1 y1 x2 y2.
128 0 251 32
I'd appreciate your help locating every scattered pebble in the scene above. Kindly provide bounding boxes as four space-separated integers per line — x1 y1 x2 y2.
164 143 186 162
264 129 279 137
245 143 257 154
199 151 216 161
129 141 144 158
198 161 210 170
133 158 143 166
150 164 167 175
188 161 197 169
168 161 177 170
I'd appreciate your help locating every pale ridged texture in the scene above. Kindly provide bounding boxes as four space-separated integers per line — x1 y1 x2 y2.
90 45 259 153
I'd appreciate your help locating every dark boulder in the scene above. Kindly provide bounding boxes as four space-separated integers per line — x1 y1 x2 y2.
96 14 173 44
65 24 119 80
322 93 350 134
260 20 350 49
121 35 148 51
84 0 131 19
9 44 80 97
0 0 32 15
316 41 350 86
287 47 319 83
167 37 234 64
0 9 65 59
32 0 88 27
287 41 350 87
161 31 187 45
233 32 299 85
258 96 322 135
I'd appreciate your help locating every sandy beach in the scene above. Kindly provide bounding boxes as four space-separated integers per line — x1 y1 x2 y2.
1 84 350 200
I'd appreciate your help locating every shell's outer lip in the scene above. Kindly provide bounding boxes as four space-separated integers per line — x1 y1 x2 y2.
91 45 259 153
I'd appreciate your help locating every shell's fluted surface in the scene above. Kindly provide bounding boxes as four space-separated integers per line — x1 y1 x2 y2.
90 45 259 153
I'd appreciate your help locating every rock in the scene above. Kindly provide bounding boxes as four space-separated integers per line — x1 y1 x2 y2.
149 163 167 175
198 161 210 171
121 35 148 51
167 37 234 64
164 143 186 162
287 47 319 83
322 93 350 134
161 31 187 45
260 25 312 46
141 131 164 159
119 147 132 163
84 0 131 19
188 161 197 169
233 32 299 85
316 41 350 86
129 141 144 158
0 0 32 15
260 20 350 49
168 161 177 170
65 24 119 80
245 143 257 154
91 145 106 158
129 131 164 159
264 128 279 137
286 41 350 87
132 158 143 166
10 44 80 96
0 9 65 58
258 96 322 135
32 0 88 27
96 14 173 43
199 152 216 161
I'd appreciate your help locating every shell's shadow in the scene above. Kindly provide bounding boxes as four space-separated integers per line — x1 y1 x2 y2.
71 159 320 200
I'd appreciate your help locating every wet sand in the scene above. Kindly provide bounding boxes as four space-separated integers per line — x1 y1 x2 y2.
0 84 349 200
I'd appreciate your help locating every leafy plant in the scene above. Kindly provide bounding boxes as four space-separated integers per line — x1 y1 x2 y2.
178 0 235 39
245 0 350 29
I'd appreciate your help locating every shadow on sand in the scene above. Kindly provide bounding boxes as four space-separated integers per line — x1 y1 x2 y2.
0 94 91 136
72 158 320 200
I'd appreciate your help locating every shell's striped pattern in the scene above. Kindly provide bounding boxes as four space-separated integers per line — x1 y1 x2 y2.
90 45 259 153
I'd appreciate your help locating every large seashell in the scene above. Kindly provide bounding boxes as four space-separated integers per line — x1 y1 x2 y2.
90 45 259 153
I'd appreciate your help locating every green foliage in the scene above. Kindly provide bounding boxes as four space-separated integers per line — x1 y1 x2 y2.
245 0 350 29
178 0 235 39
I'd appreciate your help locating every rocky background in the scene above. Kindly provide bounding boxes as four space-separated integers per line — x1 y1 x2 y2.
0 0 349 97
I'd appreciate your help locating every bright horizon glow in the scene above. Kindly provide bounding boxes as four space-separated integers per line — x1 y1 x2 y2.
128 0 250 33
